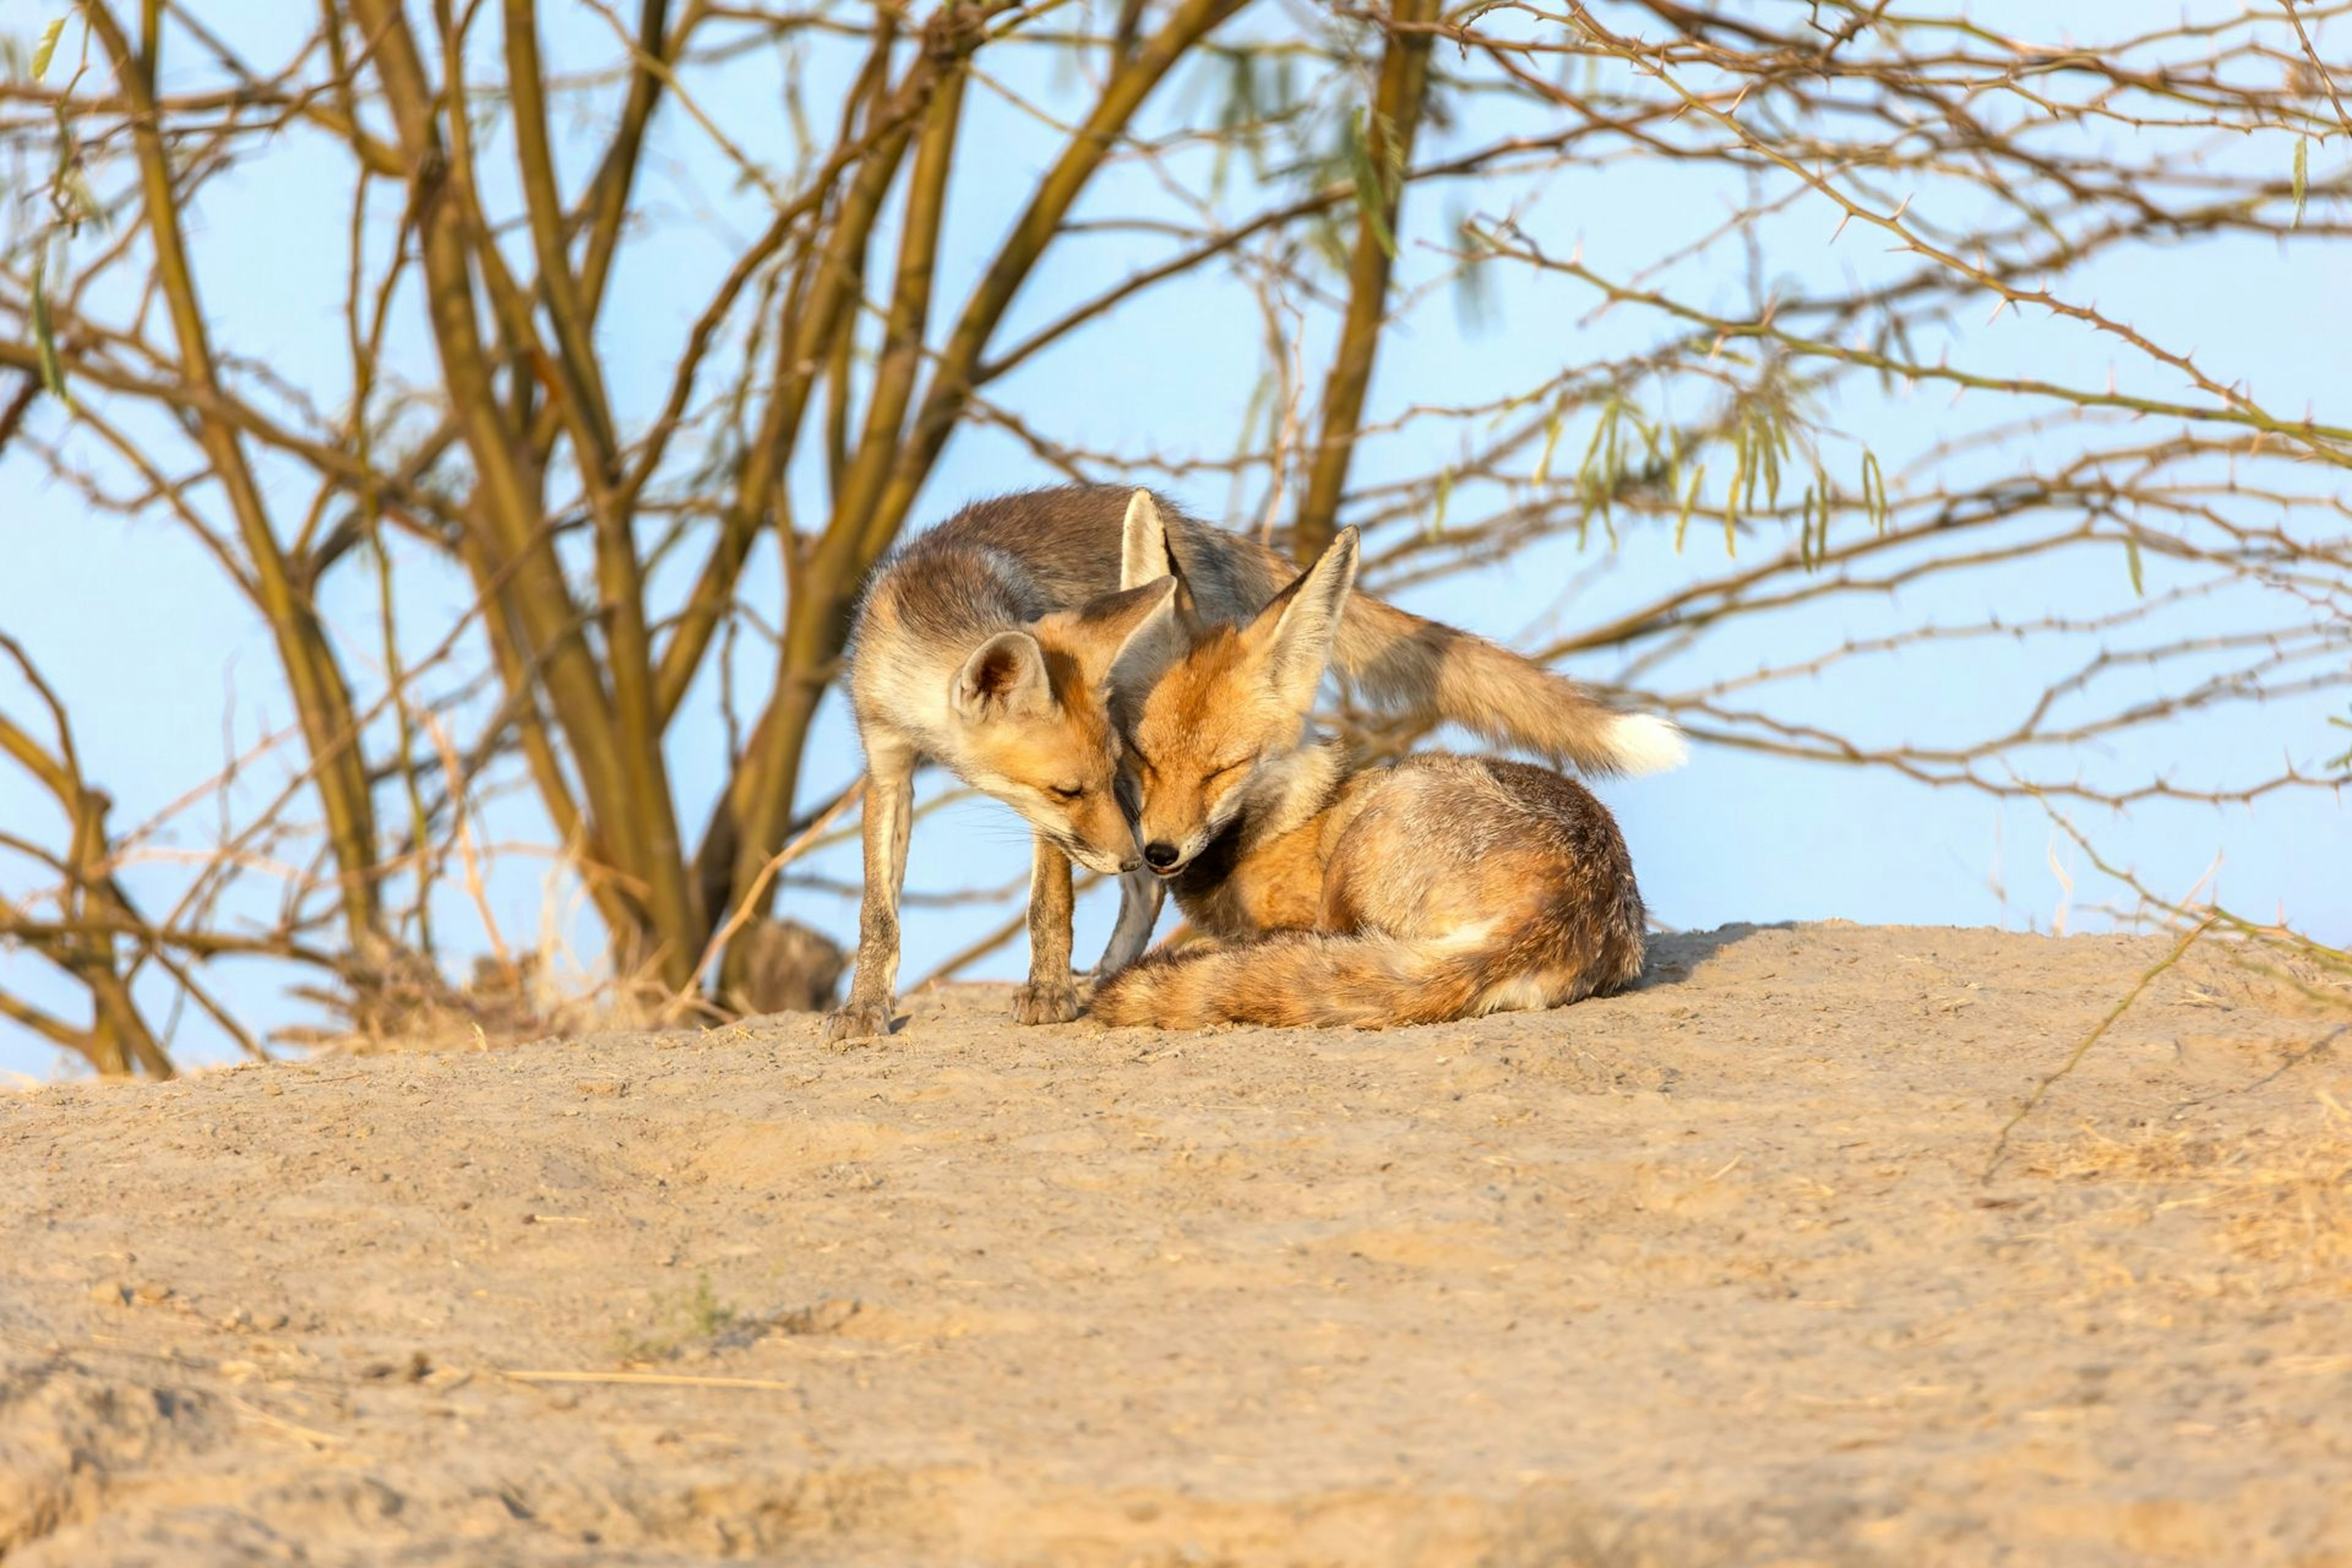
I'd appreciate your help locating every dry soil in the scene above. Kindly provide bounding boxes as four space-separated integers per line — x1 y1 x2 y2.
3 922 2350 1566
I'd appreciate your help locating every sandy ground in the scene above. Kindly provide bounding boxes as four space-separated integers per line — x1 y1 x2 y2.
3 921 2350 1567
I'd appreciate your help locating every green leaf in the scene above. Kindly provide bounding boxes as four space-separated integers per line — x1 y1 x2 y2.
31 17 64 81
2293 137 2309 228
32 257 70 407
1430 469 1452 539
1306 209 1352 272
1345 108 1397 260
2324 711 2352 773
1534 412 1562 486
1724 429 1747 557
2124 534 2144 597
1673 464 1705 555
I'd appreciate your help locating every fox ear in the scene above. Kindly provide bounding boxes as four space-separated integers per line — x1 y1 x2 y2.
1049 576 1182 689
1245 526 1359 711
1118 489 1196 619
952 631 1052 725
1118 491 1168 591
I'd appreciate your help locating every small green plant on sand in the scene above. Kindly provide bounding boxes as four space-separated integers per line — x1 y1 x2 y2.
614 1272 739 1363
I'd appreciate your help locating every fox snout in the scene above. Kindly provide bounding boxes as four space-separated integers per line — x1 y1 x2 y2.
1136 823 1210 876
1069 826 1144 878
1062 840 1143 877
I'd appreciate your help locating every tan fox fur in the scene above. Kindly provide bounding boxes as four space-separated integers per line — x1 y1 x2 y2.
827 484 1679 1040
1091 529 1648 1030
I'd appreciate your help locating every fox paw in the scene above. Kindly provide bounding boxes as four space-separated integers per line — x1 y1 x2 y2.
822 1000 895 1042
1010 981 1080 1026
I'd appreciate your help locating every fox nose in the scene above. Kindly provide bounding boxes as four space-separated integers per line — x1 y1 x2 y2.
1143 842 1180 871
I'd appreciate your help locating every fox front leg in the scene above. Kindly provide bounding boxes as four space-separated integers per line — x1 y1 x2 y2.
1095 868 1164 976
1011 835 1082 1025
823 747 917 1041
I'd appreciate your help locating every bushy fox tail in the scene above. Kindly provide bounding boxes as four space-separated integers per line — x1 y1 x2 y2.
1092 930 1491 1029
1091 902 1644 1031
1329 594 1685 777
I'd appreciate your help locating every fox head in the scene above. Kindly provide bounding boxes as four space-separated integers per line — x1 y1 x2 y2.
948 573 1183 876
1113 514 1359 878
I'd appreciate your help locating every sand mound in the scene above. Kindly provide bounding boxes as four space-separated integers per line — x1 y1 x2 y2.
2 924 2347 1564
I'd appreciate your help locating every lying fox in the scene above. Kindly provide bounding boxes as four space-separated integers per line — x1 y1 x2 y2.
1091 527 1649 1029
827 484 1681 1040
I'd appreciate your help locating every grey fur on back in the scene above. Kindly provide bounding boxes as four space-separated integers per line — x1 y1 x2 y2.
854 484 1287 658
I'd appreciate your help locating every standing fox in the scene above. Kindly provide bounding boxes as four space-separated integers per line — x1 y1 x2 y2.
1091 526 1650 1029
827 484 1681 1040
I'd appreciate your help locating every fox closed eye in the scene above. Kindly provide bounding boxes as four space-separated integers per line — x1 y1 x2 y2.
1047 782 1085 800
1206 758 1250 783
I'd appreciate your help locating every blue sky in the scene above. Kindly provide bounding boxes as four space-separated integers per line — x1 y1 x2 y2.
2 0 2346 1079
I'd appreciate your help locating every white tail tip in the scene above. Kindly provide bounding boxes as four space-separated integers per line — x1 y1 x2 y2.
1607 712 1689 774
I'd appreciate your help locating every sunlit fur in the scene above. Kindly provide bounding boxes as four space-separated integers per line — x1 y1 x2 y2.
939 609 1172 876
827 483 1681 1039
1117 616 1319 874
1094 533 1648 1030
828 496 1192 1036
